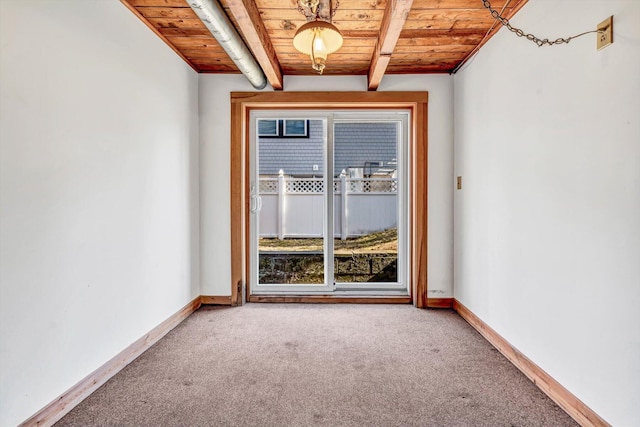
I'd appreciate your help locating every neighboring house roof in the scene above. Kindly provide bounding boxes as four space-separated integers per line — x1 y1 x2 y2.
259 120 397 176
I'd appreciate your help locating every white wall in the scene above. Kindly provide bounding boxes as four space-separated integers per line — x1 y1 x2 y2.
199 75 453 297
0 1 200 426
453 1 640 425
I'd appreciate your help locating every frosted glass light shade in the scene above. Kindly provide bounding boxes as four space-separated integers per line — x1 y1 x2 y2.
293 20 343 74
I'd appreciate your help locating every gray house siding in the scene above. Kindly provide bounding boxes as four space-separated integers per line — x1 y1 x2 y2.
335 122 397 175
259 120 397 177
259 120 324 176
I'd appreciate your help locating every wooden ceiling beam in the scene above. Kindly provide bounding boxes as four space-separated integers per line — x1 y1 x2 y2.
224 0 284 90
367 0 414 91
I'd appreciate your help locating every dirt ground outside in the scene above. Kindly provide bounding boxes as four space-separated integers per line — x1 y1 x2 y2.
259 228 398 254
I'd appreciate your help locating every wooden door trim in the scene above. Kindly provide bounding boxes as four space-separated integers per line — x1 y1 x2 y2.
230 92 428 307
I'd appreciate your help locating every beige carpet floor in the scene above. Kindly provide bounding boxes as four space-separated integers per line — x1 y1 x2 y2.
56 304 578 426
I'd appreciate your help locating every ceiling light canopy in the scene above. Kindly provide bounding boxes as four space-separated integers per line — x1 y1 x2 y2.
293 1 343 75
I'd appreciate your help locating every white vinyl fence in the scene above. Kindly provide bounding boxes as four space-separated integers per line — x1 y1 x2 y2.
259 172 397 239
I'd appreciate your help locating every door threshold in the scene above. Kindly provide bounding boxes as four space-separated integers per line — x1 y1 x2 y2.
247 294 412 304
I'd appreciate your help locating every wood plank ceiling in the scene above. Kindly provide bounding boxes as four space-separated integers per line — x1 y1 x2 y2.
122 0 528 90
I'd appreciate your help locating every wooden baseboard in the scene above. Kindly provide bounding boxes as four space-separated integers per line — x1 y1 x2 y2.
247 295 412 304
453 299 610 427
20 296 202 427
426 297 453 308
200 295 233 305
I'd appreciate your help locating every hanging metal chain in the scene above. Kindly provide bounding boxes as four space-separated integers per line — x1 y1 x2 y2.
297 0 318 18
482 0 601 47
325 0 339 20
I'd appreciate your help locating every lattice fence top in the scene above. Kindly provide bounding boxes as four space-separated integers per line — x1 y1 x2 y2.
286 178 324 193
349 178 397 193
259 177 397 194
259 179 278 194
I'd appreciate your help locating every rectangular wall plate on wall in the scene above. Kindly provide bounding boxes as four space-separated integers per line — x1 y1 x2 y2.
597 16 613 50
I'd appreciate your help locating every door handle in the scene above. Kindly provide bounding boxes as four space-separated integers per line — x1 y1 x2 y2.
250 194 258 213
250 190 262 213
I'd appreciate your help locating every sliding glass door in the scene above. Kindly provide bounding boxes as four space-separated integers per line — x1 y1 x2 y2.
249 110 409 295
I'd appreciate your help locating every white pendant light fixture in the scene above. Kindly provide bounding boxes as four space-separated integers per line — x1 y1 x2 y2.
293 1 343 74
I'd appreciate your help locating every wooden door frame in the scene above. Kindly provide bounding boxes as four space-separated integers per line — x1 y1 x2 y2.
230 91 428 307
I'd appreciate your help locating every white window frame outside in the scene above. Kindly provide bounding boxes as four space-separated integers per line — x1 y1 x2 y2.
258 119 279 137
283 119 308 137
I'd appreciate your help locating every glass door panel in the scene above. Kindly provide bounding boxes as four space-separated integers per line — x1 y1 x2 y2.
250 113 332 292
333 118 404 291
